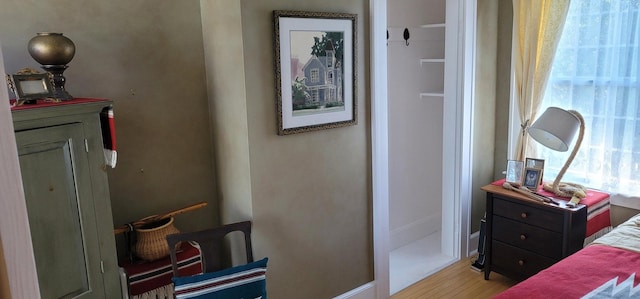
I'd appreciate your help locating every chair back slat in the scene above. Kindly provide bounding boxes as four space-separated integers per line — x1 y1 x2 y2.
166 221 253 276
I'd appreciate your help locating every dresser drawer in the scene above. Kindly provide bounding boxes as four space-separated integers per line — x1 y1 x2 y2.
491 241 556 279
493 216 563 259
493 196 563 232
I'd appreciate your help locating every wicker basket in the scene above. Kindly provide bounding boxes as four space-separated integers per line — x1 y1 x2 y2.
134 217 180 261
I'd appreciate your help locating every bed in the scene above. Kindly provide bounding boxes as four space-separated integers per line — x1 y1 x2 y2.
494 212 640 298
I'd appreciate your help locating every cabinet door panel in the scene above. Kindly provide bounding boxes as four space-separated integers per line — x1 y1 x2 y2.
16 123 105 299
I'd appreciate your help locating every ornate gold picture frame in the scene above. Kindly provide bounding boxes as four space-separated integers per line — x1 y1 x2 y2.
6 71 55 106
273 10 357 135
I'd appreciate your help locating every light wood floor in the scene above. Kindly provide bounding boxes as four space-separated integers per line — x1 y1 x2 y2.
391 257 517 299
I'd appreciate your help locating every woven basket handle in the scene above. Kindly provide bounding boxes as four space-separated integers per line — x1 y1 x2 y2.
114 202 207 235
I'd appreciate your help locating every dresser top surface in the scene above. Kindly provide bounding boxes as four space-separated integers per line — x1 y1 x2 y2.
11 98 112 125
482 183 585 212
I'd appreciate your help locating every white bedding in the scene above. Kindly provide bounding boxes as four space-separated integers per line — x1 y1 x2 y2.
591 212 640 254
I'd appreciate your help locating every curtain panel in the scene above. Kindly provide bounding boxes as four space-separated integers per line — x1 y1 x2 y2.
538 0 640 196
512 0 571 160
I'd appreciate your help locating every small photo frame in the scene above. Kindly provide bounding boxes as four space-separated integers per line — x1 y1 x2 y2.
6 73 54 106
525 158 545 170
523 168 542 191
525 157 545 185
506 160 524 185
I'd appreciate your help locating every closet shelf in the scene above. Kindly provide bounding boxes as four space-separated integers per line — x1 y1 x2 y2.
420 92 445 98
420 58 445 64
420 23 446 29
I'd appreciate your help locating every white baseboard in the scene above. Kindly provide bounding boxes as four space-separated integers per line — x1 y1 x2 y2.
468 230 479 256
333 282 376 299
390 215 440 250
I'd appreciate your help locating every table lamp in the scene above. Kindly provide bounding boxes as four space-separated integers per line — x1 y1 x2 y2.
528 107 586 197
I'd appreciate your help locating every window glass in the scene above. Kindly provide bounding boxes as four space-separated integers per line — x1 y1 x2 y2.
536 0 640 195
311 69 319 83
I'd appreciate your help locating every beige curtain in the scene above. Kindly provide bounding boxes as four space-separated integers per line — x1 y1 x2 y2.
512 0 571 160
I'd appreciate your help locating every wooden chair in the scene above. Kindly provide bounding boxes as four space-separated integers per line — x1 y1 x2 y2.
166 221 254 276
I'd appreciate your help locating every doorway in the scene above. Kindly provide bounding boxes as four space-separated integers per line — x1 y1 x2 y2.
386 0 473 294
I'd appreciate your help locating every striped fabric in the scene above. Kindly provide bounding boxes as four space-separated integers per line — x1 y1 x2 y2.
490 178 612 243
173 257 268 299
121 242 203 296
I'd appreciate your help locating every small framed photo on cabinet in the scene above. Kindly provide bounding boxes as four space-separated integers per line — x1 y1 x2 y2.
525 158 545 170
506 160 524 185
6 72 55 106
525 158 545 185
523 168 542 191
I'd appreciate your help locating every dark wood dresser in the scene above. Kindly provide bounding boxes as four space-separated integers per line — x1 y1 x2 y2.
482 184 586 281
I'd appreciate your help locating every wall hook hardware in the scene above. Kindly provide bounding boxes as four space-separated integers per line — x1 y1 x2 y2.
387 29 389 46
403 28 410 46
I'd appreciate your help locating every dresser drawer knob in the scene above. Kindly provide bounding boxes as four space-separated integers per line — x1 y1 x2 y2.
518 260 525 266
520 212 528 219
520 234 527 240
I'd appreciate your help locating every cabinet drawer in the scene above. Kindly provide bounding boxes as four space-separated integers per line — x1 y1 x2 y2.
491 241 556 279
493 216 563 259
493 196 563 232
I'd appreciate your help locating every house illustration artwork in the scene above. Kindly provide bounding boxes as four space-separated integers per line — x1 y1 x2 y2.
293 39 344 111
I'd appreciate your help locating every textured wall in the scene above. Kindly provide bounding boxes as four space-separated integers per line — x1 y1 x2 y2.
1 1 371 297
0 242 7 298
0 241 7 299
202 0 372 298
471 0 499 231
494 0 513 179
0 0 217 257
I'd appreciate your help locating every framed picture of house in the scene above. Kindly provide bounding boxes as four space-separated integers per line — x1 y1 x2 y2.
273 10 357 135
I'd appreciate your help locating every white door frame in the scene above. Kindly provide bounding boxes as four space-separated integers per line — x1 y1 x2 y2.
370 0 390 297
441 0 477 261
347 1 476 298
0 45 41 298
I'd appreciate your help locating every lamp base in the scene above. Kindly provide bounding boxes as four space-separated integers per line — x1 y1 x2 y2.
542 181 586 198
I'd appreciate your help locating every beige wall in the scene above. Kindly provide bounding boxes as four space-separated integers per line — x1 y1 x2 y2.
471 0 499 231
202 1 372 297
471 0 514 231
1 0 371 297
494 0 513 179
0 0 218 258
0 239 8 299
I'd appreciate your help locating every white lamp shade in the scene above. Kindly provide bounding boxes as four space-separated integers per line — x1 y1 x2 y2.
529 107 580 152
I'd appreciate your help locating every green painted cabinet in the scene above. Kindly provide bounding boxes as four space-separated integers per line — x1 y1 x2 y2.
12 99 121 299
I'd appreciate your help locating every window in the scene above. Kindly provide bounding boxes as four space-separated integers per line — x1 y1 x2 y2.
536 0 640 196
310 69 319 83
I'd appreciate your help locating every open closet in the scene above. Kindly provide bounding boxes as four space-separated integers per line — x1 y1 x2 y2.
387 0 458 294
